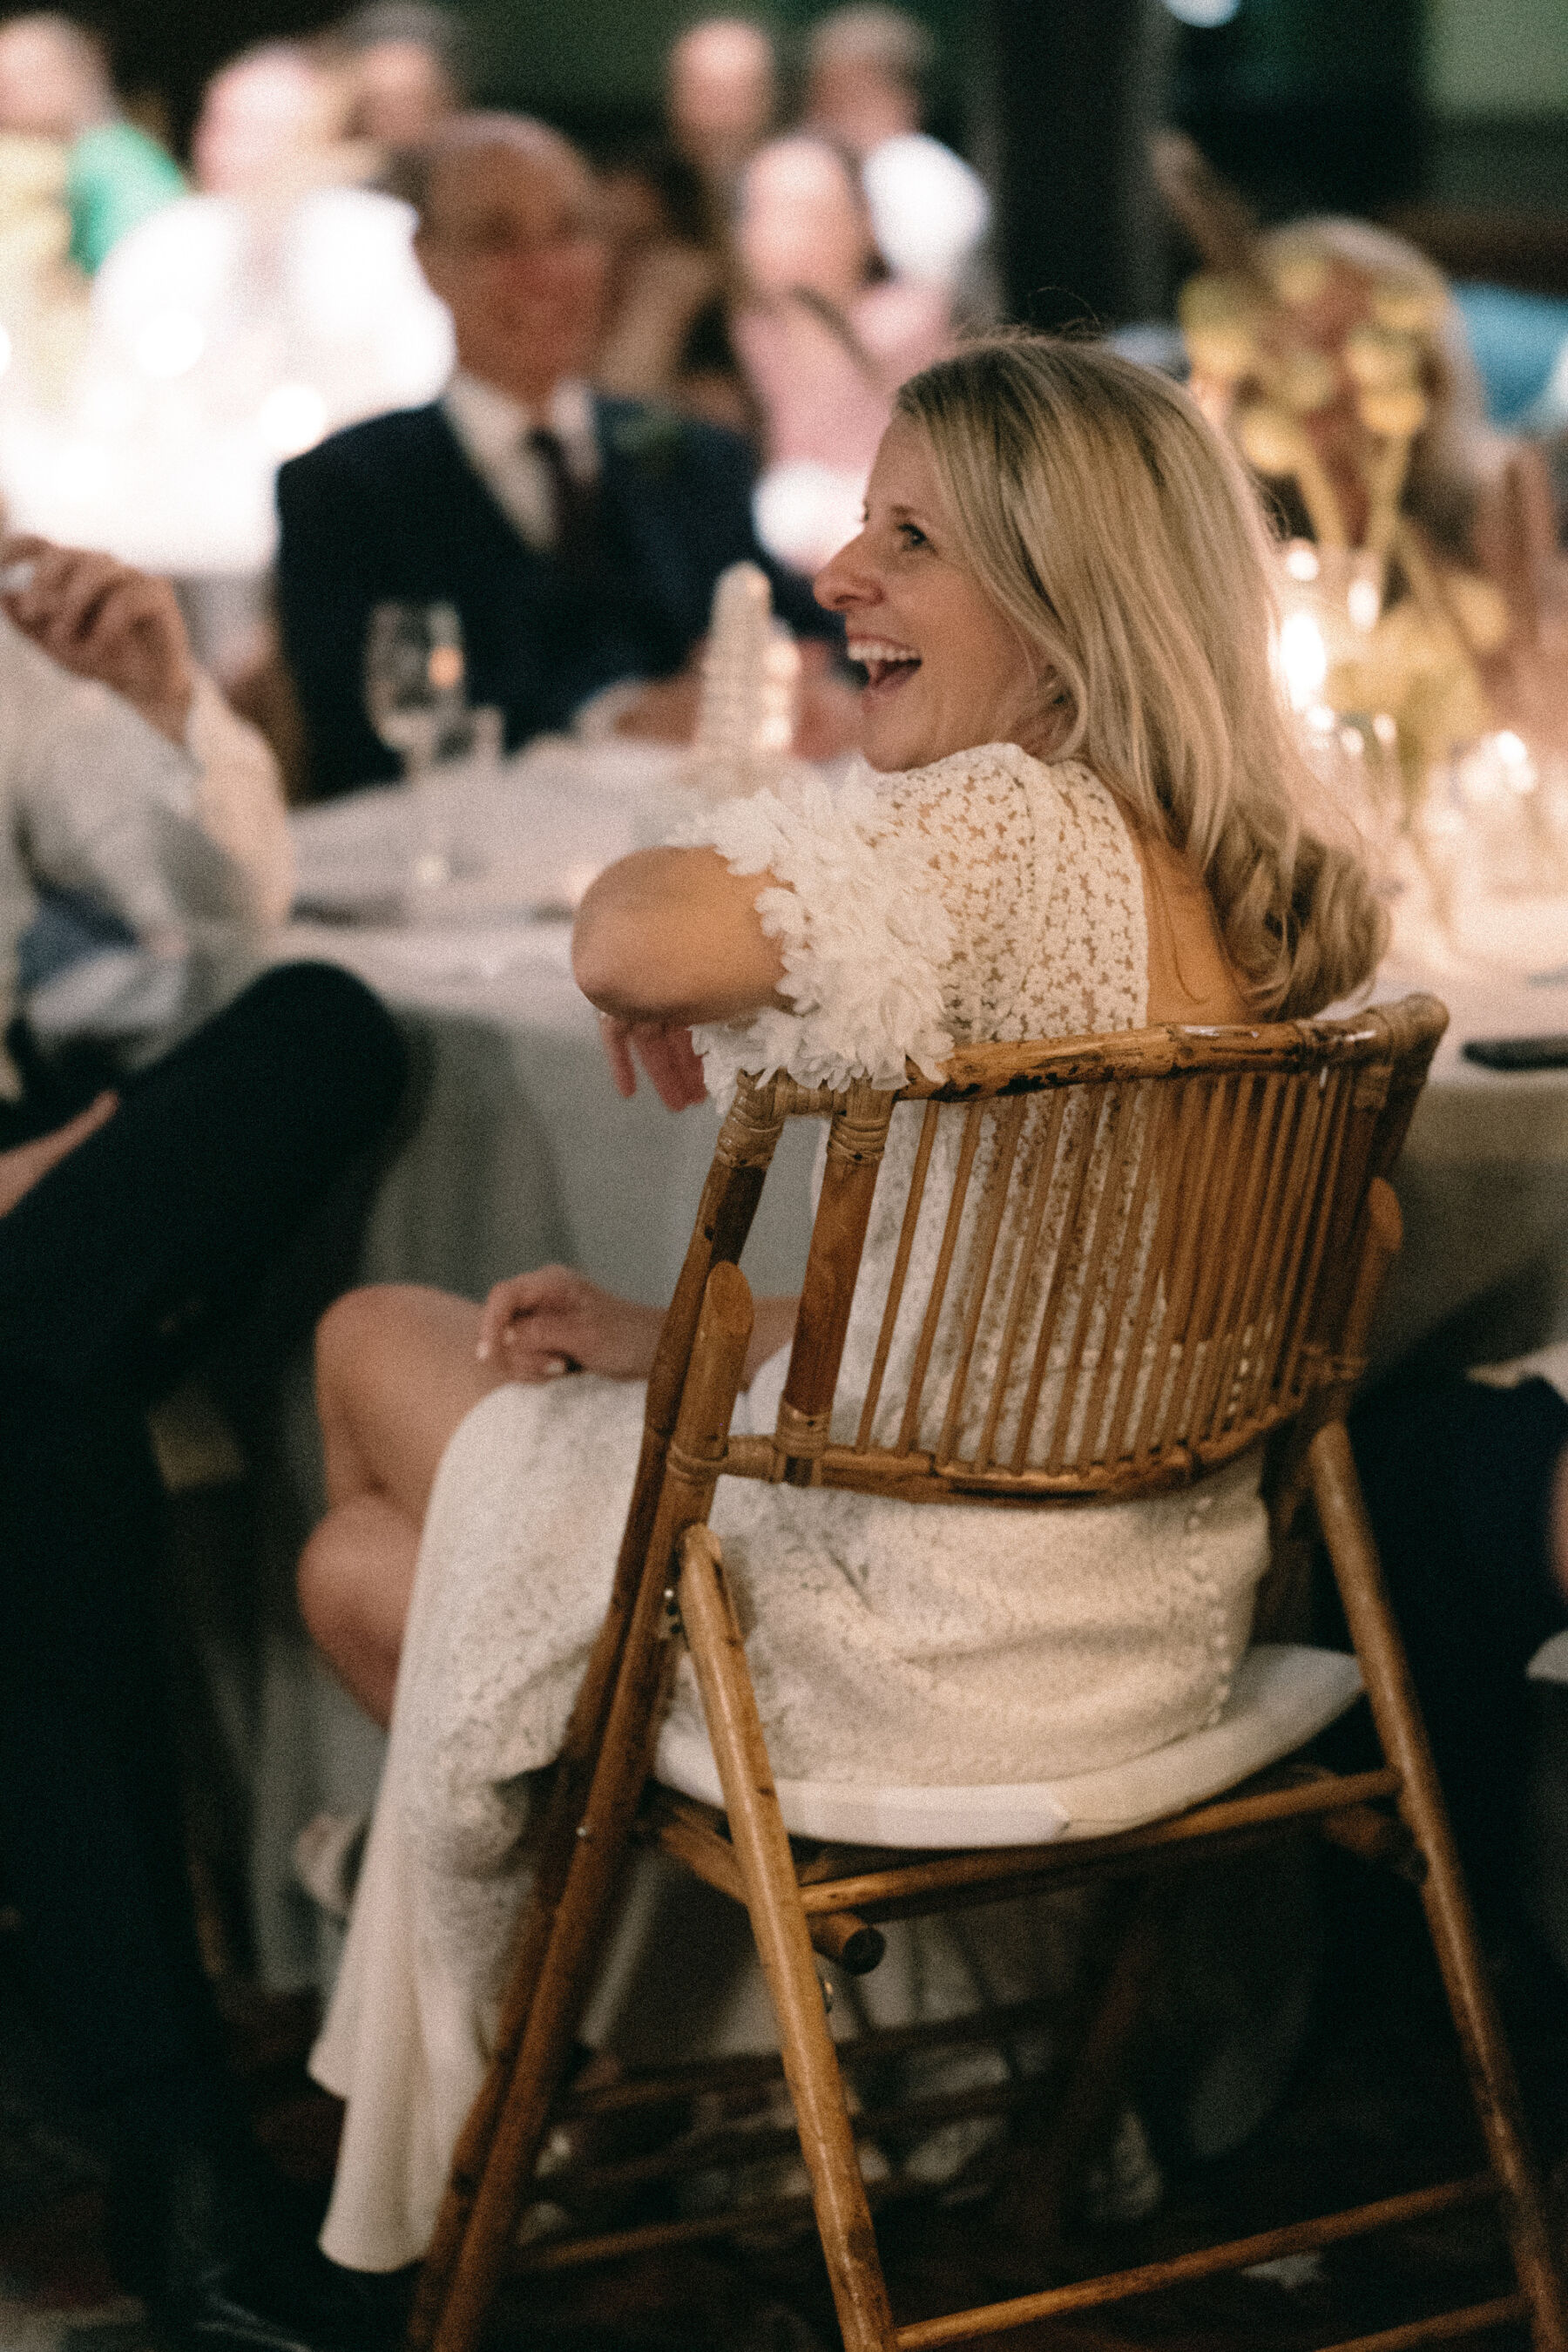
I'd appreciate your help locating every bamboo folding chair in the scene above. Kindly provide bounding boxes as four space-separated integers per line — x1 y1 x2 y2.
408 991 1568 2352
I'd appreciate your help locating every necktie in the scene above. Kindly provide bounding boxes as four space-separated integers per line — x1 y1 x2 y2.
527 427 601 577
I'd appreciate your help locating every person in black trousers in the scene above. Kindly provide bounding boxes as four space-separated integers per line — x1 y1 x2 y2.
0 960 407 2352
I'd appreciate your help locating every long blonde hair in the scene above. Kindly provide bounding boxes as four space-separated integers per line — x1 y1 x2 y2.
894 333 1387 1017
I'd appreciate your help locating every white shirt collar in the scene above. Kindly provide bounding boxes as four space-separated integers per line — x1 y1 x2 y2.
442 370 597 472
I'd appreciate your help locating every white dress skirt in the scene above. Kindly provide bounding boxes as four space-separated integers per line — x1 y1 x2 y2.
311 743 1270 2268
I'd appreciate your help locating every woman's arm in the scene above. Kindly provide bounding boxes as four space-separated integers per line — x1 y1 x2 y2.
572 847 787 1025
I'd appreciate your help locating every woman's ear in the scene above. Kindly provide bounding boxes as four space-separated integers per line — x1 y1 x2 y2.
1020 666 1073 759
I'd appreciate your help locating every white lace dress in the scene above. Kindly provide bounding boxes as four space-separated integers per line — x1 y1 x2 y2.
310 741 1268 2269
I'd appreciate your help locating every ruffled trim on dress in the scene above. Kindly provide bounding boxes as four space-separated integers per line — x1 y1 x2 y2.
673 765 955 1107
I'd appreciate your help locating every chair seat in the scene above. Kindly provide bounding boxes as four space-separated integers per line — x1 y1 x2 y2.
652 1643 1365 1850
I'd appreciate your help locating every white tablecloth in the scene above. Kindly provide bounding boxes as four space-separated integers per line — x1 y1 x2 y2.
234 750 1568 1984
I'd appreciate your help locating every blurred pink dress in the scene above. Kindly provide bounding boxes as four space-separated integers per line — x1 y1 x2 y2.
733 277 951 571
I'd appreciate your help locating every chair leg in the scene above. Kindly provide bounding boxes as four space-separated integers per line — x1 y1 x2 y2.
678 1524 899 2352
411 1113 784 2342
1310 1418 1568 2352
416 1265 756 2352
408 1636 637 2345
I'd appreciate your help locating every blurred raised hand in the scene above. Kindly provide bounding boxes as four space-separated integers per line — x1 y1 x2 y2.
2 536 194 745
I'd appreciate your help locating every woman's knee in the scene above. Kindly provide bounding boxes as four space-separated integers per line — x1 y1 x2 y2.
315 1283 428 1408
296 1510 360 1659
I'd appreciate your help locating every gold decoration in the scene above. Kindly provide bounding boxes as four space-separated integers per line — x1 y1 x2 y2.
1275 348 1337 415
1369 279 1444 336
1355 383 1429 439
1266 245 1332 308
1159 145 1552 936
1342 324 1420 391
1176 274 1261 383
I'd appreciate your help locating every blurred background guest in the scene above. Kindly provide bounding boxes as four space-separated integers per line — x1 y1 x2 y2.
592 139 752 434
664 13 776 215
275 112 841 799
0 532 291 1078
337 0 466 157
0 35 451 581
188 37 367 200
0 11 182 273
803 0 926 159
733 130 951 571
803 3 991 308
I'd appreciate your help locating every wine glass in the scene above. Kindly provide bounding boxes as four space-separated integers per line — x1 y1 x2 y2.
364 601 467 781
364 602 466 898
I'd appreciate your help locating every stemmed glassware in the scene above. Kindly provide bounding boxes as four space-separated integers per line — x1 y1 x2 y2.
364 601 467 897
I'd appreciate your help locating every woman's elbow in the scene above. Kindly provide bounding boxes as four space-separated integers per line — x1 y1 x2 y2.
571 873 659 1016
571 848 782 1021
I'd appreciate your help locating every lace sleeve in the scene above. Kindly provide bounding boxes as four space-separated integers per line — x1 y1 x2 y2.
675 742 1047 1106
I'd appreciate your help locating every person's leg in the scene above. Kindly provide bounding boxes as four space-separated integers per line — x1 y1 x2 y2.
0 961 408 1392
299 1283 507 1727
0 1375 228 2144
0 965 409 2345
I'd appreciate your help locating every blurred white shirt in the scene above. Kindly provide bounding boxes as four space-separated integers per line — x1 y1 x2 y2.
862 133 990 294
0 618 293 1092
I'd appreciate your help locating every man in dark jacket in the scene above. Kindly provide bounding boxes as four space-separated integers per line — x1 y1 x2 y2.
276 112 840 801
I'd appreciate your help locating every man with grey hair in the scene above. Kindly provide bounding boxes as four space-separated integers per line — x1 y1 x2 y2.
805 3 991 302
276 110 835 799
805 2 931 157
666 14 776 197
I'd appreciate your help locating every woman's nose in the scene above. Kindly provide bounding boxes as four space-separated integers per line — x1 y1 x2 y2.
814 531 879 614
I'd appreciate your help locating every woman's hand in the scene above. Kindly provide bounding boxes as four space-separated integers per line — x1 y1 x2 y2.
598 1013 707 1110
475 1265 665 1382
2 536 195 745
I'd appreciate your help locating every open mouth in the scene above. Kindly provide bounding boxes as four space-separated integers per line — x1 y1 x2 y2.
848 637 922 694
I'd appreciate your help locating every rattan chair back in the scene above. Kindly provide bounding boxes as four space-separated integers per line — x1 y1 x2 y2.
719 995 1446 1505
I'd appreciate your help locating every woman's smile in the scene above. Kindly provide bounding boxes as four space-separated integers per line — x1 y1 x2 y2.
846 634 922 696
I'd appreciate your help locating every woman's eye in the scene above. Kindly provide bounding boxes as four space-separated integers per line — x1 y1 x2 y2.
897 522 929 550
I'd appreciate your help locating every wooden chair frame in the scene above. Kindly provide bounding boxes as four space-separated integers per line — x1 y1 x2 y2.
408 994 1568 2352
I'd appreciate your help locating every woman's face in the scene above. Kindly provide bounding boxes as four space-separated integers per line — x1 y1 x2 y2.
814 418 1050 773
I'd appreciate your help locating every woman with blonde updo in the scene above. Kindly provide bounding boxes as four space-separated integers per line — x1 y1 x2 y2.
294 335 1387 2274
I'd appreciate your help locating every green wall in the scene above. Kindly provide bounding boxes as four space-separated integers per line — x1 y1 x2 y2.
1426 0 1568 118
466 0 972 119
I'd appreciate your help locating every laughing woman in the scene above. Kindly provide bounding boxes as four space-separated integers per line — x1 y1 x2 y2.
294 334 1385 2270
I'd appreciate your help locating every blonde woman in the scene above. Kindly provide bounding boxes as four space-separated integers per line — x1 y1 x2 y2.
296 335 1386 2273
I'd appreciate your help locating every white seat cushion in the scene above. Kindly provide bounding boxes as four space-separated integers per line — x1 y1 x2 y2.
652 1645 1365 1851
